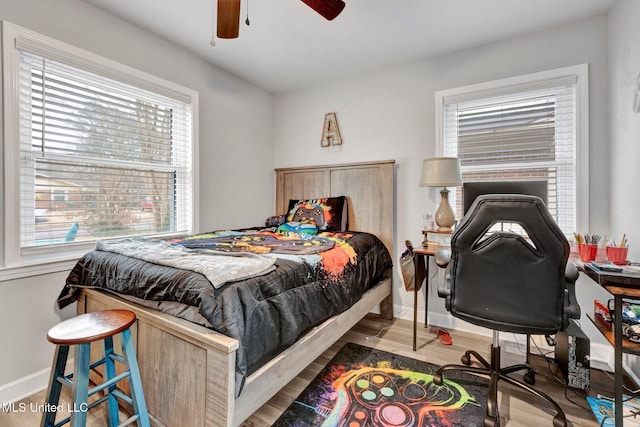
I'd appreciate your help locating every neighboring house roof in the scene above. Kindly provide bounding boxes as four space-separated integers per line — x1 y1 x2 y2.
35 173 80 189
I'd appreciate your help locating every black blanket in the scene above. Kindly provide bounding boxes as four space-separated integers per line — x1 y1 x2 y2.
59 230 392 395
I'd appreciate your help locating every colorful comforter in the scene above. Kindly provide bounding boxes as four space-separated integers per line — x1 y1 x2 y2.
59 229 393 396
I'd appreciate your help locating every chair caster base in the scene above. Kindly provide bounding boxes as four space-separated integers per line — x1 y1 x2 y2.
523 369 535 386
553 414 567 427
433 373 444 386
484 415 500 427
461 354 471 365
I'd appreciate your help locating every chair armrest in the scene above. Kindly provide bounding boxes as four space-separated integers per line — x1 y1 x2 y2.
565 262 579 282
563 262 581 322
434 249 452 300
434 249 451 268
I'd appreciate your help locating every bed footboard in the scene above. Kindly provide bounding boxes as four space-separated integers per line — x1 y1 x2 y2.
77 288 239 427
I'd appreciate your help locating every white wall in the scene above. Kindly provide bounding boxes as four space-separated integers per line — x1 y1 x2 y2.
608 0 640 372
609 0 640 260
0 0 274 402
273 15 612 351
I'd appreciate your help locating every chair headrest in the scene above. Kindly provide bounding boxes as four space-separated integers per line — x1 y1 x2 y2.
453 194 568 261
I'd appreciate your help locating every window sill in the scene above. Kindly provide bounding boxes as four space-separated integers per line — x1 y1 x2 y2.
0 257 80 282
0 233 187 283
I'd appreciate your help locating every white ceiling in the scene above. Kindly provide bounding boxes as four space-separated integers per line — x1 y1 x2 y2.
81 0 616 93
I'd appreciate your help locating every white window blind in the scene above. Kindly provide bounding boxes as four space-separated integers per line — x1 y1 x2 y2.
18 51 193 249
443 79 578 235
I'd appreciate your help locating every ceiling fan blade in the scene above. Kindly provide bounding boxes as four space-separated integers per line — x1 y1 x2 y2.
217 0 241 39
301 0 346 21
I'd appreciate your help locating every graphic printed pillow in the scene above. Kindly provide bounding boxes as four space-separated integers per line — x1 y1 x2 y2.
286 196 348 231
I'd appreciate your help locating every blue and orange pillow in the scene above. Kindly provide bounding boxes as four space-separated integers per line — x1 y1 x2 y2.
276 222 319 235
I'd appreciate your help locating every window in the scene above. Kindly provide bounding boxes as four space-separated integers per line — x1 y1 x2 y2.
436 65 589 236
2 22 198 271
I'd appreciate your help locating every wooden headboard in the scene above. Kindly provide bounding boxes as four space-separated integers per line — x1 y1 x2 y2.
275 160 395 253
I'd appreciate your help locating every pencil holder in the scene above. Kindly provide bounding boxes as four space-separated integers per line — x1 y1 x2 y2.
578 243 598 263
606 246 628 265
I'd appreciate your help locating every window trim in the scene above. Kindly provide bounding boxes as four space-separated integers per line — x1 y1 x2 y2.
1 21 200 279
434 64 589 234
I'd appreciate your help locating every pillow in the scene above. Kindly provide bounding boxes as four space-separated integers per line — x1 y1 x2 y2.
286 196 348 231
277 222 319 235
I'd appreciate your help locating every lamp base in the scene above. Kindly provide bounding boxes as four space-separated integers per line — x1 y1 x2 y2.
435 187 455 231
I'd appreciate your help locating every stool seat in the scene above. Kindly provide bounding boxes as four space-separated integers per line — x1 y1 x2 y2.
47 310 136 345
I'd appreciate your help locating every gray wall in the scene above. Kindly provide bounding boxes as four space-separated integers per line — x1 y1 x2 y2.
608 0 640 373
0 0 274 401
609 0 640 260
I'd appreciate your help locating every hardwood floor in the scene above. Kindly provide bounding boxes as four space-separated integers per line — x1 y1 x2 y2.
0 387 127 426
1 316 609 426
244 316 604 427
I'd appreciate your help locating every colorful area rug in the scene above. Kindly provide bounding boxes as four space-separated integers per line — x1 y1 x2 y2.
273 342 488 427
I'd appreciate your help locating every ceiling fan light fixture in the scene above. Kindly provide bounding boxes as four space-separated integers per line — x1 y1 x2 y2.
217 0 241 39
301 0 346 21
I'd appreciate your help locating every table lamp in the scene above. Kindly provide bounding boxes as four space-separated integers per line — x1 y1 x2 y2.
419 157 462 231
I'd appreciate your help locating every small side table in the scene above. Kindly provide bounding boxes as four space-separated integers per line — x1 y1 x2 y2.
412 246 439 351
422 229 453 248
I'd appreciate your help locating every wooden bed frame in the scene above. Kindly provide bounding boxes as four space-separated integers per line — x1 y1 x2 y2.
76 160 396 426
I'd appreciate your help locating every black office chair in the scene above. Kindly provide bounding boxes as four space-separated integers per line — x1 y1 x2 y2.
433 194 580 427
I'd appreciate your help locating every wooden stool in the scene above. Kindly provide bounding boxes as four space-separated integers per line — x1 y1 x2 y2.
42 310 150 427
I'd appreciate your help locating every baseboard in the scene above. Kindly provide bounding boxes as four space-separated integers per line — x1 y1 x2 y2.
0 358 74 405
0 368 49 405
394 304 412 321
624 355 640 390
500 334 612 372
589 342 614 372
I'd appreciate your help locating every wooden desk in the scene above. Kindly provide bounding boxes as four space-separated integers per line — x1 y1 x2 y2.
412 246 442 351
581 264 640 426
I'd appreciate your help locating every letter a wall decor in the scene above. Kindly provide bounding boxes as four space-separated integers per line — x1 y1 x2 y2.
321 112 342 147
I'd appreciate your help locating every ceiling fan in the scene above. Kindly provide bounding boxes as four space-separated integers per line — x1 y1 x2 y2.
217 0 346 39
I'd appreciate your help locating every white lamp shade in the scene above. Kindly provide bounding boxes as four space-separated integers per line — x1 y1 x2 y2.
419 157 462 187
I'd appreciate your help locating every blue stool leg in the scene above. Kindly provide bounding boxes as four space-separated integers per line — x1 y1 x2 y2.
120 328 150 427
103 336 119 427
41 345 69 427
70 343 90 427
